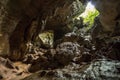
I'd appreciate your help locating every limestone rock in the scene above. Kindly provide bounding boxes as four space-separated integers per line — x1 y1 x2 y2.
92 0 120 32
55 42 81 65
22 59 120 80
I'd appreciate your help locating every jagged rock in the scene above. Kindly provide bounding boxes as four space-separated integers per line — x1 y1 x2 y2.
22 59 120 80
55 42 81 65
0 57 30 80
28 42 81 72
85 59 120 80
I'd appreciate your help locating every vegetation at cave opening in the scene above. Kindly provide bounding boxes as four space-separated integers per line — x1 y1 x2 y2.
79 2 99 30
39 2 99 45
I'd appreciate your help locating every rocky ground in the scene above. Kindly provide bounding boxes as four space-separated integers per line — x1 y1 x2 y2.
0 31 120 80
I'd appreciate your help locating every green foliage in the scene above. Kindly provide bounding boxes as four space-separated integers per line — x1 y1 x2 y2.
79 2 99 30
83 10 99 28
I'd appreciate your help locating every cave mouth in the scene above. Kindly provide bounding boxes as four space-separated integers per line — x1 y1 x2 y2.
34 1 99 49
77 1 99 30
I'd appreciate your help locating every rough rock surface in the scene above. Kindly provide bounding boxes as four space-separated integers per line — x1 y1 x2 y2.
92 0 120 33
55 42 81 65
0 0 85 60
0 31 120 80
0 57 31 80
22 59 120 80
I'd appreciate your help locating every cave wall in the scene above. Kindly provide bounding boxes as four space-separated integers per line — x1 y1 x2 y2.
92 0 120 33
1 0 120 60
0 0 85 60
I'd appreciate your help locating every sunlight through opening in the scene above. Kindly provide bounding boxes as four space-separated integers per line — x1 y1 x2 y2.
79 2 96 18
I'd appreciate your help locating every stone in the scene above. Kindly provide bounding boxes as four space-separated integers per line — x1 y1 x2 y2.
22 59 120 80
55 42 81 65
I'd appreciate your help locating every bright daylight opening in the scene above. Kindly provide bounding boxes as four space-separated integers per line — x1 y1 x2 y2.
79 2 96 18
77 1 99 28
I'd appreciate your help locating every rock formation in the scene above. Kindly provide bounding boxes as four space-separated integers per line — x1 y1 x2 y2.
0 0 85 60
91 0 120 34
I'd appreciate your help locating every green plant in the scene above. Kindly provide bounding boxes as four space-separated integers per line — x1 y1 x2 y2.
79 2 99 30
83 10 99 28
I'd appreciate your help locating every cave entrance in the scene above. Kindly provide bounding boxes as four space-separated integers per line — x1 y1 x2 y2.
77 1 99 30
